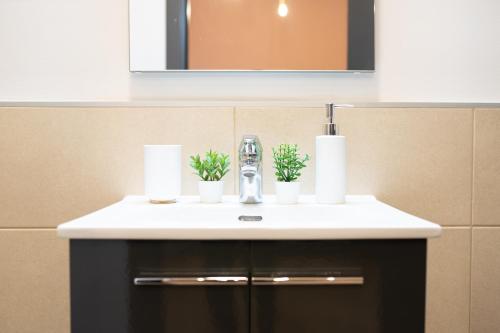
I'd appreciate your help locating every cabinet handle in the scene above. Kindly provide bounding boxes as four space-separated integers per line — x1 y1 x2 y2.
251 276 364 286
134 276 249 286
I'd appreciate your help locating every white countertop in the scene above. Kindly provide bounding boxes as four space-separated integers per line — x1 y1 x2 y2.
57 195 441 240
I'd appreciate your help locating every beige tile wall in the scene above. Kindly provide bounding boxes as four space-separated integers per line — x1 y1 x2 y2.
337 108 473 227
0 107 235 228
473 109 500 226
0 106 498 333
471 228 500 333
235 107 473 226
469 108 500 333
0 230 69 333
426 228 471 333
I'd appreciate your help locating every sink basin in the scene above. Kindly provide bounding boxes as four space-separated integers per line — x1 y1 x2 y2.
57 195 442 240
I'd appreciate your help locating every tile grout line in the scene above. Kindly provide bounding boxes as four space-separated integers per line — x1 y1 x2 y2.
439 225 500 229
470 107 476 227
0 227 57 230
233 106 237 195
468 225 474 333
468 108 476 333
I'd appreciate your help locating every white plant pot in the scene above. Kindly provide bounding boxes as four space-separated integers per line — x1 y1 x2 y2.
198 181 224 203
275 181 301 204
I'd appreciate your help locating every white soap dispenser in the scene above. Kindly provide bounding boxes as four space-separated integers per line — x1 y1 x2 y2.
315 103 348 204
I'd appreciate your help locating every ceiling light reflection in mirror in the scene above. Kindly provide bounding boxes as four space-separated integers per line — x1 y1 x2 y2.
278 0 288 17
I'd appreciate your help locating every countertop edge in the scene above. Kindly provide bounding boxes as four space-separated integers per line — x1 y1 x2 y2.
57 226 442 240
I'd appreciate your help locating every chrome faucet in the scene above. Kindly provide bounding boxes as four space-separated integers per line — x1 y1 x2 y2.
238 135 263 204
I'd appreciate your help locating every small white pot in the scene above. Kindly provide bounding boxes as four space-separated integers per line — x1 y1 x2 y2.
198 181 224 203
275 181 301 204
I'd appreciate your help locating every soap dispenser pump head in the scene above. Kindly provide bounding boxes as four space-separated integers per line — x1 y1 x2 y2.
325 103 337 135
324 103 353 135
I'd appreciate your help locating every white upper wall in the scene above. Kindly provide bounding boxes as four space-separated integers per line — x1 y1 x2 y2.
0 0 499 102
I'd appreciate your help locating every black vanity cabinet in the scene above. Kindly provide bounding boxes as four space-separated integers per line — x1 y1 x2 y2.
71 241 250 333
70 240 426 333
250 241 426 333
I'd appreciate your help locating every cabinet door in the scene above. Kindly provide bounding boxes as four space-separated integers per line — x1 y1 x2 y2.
71 240 250 333
250 240 426 333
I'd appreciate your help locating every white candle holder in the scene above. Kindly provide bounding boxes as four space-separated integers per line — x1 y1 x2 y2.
144 145 182 203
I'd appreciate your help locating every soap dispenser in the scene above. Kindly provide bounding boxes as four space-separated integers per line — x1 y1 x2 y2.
315 103 348 204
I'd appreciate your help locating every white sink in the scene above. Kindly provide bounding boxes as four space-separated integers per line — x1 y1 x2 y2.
57 195 442 240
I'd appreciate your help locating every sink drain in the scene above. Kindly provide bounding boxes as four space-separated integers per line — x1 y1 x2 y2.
238 215 263 222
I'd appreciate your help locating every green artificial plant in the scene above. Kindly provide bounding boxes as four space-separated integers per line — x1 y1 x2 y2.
272 144 310 182
190 150 230 181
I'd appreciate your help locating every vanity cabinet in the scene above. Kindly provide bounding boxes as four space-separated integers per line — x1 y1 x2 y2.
71 241 249 333
70 239 426 333
250 241 425 333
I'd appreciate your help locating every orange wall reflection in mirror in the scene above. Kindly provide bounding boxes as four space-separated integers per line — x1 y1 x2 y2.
188 0 348 70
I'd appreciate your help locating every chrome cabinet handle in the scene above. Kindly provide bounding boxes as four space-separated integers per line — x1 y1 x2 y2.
251 276 364 286
134 276 249 286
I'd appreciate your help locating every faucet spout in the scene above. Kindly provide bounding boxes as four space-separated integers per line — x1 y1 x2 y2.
238 135 263 204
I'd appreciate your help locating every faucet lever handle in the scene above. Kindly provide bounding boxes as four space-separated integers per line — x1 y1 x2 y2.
239 135 262 163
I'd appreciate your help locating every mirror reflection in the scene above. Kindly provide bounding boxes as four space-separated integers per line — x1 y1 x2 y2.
183 0 374 71
132 0 375 71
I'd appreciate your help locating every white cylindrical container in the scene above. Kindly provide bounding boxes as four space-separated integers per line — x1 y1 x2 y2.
198 181 224 203
275 181 301 204
315 136 346 204
144 145 182 203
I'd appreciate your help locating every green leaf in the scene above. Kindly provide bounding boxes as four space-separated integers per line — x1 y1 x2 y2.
272 143 309 182
190 149 231 181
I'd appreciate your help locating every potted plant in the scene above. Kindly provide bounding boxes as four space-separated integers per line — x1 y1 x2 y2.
190 150 230 203
272 144 310 204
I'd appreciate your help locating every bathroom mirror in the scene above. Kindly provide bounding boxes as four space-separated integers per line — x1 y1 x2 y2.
129 0 375 72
